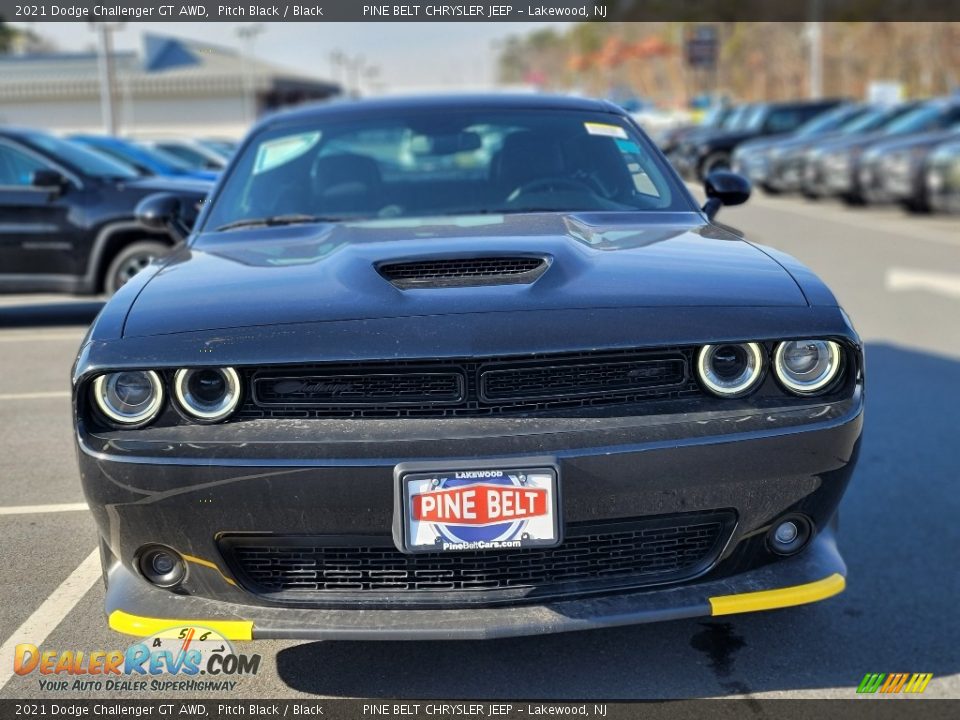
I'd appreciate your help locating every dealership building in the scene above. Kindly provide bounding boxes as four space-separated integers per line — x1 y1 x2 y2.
0 34 341 138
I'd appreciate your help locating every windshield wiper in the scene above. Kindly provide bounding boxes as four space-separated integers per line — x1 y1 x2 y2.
215 214 343 232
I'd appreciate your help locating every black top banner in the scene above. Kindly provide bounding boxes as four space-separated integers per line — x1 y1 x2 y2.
1 0 959 22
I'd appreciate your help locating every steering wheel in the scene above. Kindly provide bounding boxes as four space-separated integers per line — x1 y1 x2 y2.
507 176 596 202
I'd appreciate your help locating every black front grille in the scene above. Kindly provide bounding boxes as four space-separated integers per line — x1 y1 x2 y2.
220 511 735 607
480 357 686 402
378 256 546 287
242 348 701 419
254 371 465 407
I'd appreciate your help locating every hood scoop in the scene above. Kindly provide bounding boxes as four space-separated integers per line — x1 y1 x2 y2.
377 256 549 289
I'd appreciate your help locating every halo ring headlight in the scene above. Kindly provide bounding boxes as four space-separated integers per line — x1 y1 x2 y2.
173 367 241 422
696 343 765 397
92 370 164 426
774 340 842 395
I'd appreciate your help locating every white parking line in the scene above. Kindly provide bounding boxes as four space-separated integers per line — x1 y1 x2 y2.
0 503 88 516
887 268 960 300
0 548 100 691
0 391 70 401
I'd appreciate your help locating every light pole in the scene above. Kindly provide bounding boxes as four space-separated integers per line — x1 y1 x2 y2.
328 51 377 97
91 22 124 135
806 0 823 99
236 23 265 123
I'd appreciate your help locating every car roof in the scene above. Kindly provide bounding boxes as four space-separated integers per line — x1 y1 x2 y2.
0 127 48 142
256 93 623 129
69 134 125 145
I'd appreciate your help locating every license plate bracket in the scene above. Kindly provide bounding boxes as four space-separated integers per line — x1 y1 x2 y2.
393 461 560 554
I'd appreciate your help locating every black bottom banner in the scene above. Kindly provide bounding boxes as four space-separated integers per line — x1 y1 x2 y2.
1 699 958 720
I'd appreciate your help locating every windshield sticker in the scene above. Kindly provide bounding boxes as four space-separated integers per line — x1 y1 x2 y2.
584 122 628 139
253 131 321 175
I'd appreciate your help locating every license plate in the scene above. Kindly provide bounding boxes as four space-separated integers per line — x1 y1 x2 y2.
397 467 560 553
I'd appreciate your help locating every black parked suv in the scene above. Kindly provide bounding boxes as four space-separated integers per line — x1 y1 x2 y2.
676 99 845 181
0 129 212 295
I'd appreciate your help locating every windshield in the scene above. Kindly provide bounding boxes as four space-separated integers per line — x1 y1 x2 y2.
199 139 236 157
743 105 768 131
104 140 196 173
155 142 224 169
702 105 729 128
721 105 750 130
884 103 950 135
841 105 911 134
22 132 139 179
795 105 859 137
203 108 688 231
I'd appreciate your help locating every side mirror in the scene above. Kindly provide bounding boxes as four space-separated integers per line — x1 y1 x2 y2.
136 192 188 243
702 170 751 220
31 169 68 193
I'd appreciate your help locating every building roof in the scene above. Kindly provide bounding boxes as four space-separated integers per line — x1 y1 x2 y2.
0 34 339 101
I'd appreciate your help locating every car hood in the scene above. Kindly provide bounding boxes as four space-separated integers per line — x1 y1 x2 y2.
743 132 846 157
696 129 762 148
117 176 215 195
736 136 784 155
122 212 809 338
811 130 904 155
867 129 960 155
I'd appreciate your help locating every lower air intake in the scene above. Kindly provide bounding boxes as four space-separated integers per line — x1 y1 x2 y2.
220 510 736 608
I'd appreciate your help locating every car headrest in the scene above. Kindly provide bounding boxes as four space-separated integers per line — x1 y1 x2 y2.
492 131 565 192
310 153 383 213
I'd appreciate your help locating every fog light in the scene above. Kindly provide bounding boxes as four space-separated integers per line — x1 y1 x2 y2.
138 545 186 588
768 515 812 556
775 521 799 544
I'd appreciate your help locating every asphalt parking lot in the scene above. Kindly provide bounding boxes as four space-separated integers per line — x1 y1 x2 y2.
0 195 958 700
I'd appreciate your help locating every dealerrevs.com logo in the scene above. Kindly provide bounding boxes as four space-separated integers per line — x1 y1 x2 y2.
13 626 260 692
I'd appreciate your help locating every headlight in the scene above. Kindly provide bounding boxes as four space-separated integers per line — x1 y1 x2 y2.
881 151 910 172
824 151 851 172
173 367 241 422
696 343 765 397
92 370 164 426
774 340 842 395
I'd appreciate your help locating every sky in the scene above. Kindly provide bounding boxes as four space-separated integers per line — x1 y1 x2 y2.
11 22 567 92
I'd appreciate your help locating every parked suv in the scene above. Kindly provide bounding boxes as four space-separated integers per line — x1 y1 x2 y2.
0 129 212 295
676 99 845 180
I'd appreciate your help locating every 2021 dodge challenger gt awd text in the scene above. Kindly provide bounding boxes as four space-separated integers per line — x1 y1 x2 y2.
73 95 862 640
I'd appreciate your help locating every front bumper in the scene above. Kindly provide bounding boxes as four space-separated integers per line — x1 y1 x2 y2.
81 386 863 639
927 166 960 212
734 155 770 186
767 157 806 192
103 529 847 641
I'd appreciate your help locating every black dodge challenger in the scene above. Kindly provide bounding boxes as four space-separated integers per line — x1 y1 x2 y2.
73 95 862 640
